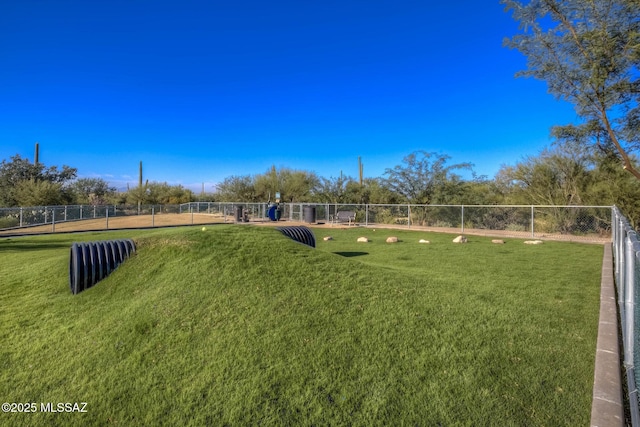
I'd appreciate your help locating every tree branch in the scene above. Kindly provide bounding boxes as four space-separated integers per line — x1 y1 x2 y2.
600 107 640 179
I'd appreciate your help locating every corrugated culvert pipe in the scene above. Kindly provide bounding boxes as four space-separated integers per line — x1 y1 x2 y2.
69 239 136 295
276 226 316 248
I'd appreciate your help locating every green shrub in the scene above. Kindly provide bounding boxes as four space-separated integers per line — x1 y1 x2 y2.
433 220 453 228
371 208 396 224
0 217 19 229
506 223 527 232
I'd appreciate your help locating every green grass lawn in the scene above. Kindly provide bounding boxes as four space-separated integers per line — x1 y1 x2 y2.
0 225 602 426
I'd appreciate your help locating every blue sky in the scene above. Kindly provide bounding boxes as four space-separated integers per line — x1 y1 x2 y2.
0 1 578 193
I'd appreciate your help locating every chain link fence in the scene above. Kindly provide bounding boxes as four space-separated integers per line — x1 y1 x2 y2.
613 207 640 426
0 203 612 241
0 205 117 229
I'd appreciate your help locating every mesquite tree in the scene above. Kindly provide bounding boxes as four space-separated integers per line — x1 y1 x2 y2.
502 0 640 178
0 154 77 206
383 151 473 204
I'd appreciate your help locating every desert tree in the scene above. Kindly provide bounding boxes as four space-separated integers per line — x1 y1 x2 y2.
253 166 319 203
141 182 195 205
382 151 473 204
0 154 77 206
585 145 640 224
14 179 66 207
69 178 117 205
381 151 472 226
314 173 354 204
282 170 320 203
214 175 257 202
343 177 401 205
502 0 640 178
497 142 592 206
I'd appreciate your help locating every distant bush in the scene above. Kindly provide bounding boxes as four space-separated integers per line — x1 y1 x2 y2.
0 217 19 229
371 208 396 224
433 220 453 228
506 223 527 232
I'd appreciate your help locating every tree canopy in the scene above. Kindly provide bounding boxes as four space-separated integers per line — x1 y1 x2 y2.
69 178 117 205
502 0 640 178
0 154 77 206
383 151 473 204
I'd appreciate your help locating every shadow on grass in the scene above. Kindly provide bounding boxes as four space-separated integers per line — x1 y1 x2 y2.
333 251 369 258
0 239 72 253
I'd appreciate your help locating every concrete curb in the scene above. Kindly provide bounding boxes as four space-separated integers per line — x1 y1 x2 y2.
591 244 624 426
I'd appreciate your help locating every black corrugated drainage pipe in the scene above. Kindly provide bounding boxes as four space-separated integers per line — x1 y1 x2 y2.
69 239 136 295
276 226 316 248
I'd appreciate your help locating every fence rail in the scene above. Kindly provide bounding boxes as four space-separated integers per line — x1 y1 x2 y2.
612 207 640 426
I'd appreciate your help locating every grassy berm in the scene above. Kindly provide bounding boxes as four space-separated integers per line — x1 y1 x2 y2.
0 225 602 426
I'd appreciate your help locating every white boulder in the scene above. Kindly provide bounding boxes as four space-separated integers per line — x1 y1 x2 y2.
357 237 369 243
452 235 467 243
524 240 544 245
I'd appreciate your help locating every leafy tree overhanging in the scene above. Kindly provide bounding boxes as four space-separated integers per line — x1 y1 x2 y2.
502 0 640 178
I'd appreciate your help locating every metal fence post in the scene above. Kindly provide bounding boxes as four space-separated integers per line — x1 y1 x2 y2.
408 204 411 229
52 209 55 233
622 230 640 427
615 213 620 282
365 204 369 226
64 205 67 222
19 207 23 227
618 218 625 286
461 205 465 233
152 207 155 227
624 233 637 366
80 205 83 220
531 206 535 238
619 220 627 309
106 207 109 229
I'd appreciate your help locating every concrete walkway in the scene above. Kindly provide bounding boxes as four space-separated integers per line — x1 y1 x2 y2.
591 244 624 426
